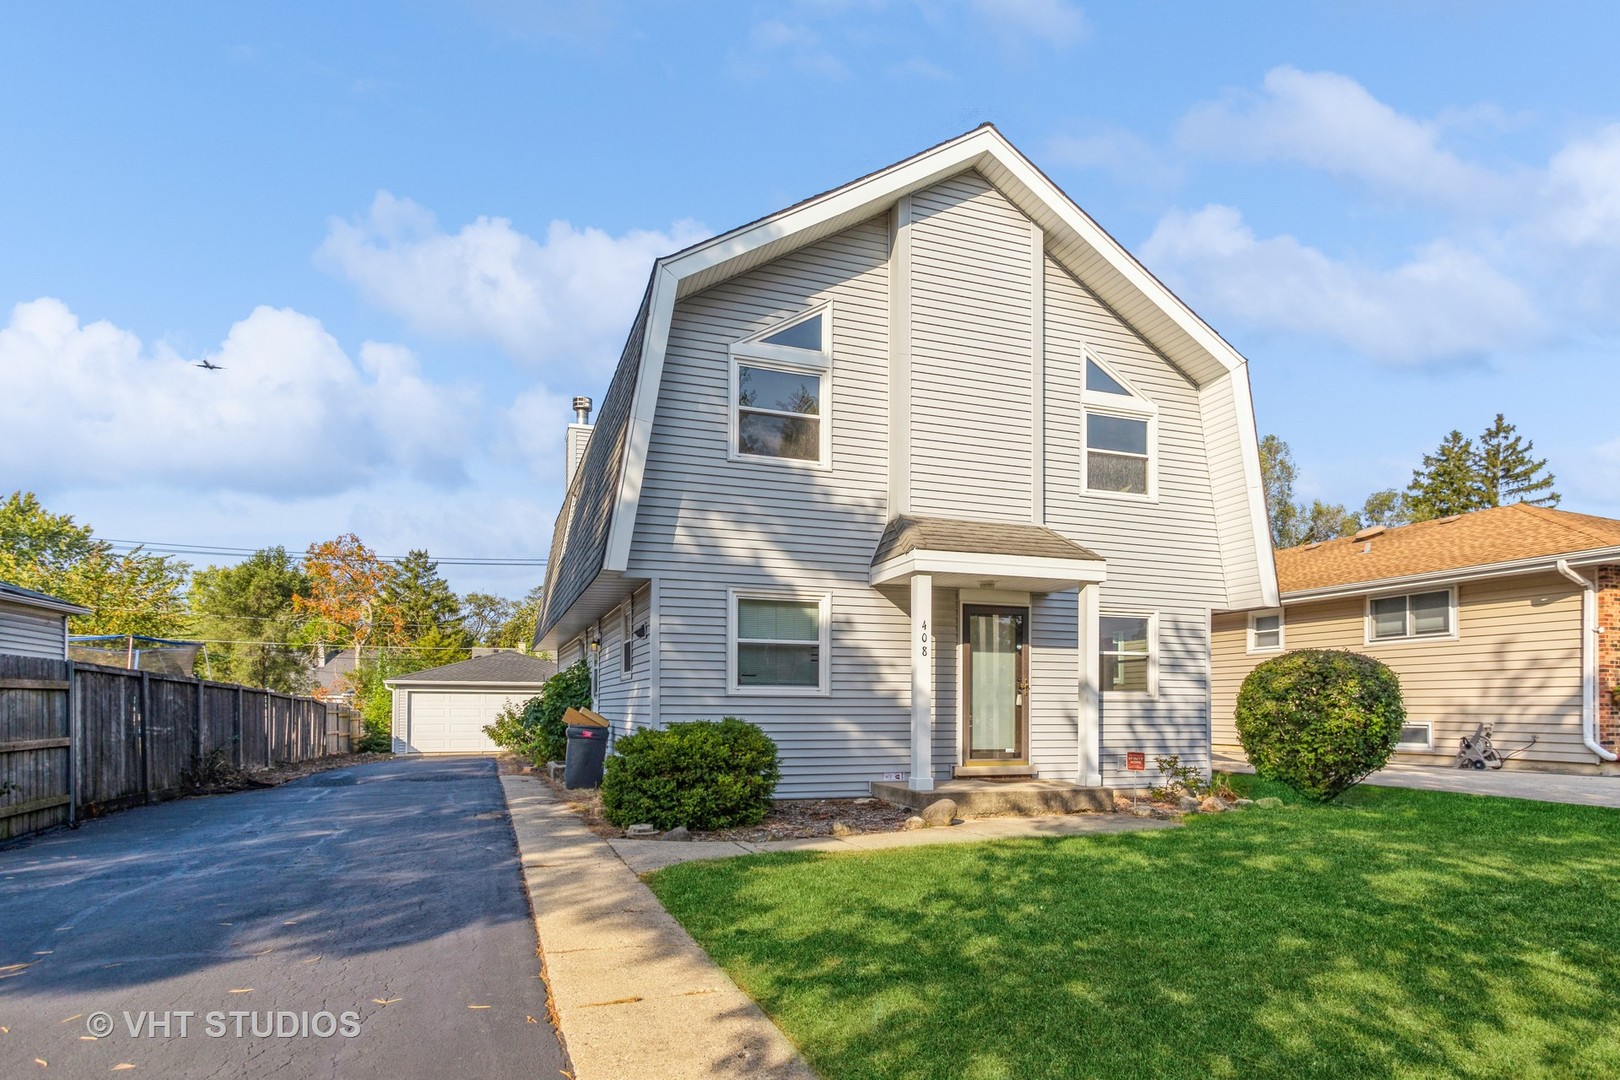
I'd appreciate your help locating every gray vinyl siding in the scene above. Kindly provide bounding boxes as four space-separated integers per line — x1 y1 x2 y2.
930 588 958 778
626 216 910 798
1041 254 1221 785
0 602 67 659
559 638 584 670
1029 590 1080 780
593 586 652 740
1199 374 1263 607
908 172 1035 522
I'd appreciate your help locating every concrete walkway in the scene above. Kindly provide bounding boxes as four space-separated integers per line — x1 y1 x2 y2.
501 775 817 1080
1361 763 1620 808
609 809 1175 873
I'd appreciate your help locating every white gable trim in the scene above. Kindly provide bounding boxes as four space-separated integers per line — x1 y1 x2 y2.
603 126 1271 592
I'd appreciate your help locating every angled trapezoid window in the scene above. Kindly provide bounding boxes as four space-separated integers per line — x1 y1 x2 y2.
729 304 832 465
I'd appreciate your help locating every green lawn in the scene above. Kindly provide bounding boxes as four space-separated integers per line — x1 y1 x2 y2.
646 779 1620 1080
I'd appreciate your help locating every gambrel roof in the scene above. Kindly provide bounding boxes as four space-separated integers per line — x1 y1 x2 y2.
537 125 1277 646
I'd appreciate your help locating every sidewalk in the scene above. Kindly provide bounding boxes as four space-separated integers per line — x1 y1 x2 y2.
501 775 818 1080
501 777 1176 1078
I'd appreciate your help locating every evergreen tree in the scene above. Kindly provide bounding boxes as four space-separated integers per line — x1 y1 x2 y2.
1477 413 1559 508
377 549 470 660
1406 430 1490 520
190 547 311 692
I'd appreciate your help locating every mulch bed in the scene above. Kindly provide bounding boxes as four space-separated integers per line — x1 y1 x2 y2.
507 757 916 840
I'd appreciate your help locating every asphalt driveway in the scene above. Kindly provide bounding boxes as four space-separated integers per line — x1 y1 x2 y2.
0 755 568 1079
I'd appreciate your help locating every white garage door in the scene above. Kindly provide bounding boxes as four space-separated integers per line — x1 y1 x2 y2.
401 691 514 753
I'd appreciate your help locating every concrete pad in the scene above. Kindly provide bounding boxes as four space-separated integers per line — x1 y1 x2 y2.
610 838 754 873
499 777 817 1080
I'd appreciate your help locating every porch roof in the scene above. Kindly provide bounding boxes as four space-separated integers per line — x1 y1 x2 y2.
869 515 1106 592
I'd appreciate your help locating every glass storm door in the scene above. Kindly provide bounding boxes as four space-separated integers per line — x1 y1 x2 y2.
962 605 1029 762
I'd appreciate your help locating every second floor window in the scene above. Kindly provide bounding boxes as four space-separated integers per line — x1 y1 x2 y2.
1081 356 1156 498
729 305 832 466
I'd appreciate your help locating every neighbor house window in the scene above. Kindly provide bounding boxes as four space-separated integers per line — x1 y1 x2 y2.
1099 613 1155 695
729 306 831 465
1248 610 1284 652
1396 723 1432 751
1369 589 1454 641
1082 355 1155 497
730 592 829 693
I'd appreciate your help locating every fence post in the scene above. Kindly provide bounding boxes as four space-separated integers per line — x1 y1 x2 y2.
138 670 152 805
234 686 244 770
66 660 78 827
195 677 205 768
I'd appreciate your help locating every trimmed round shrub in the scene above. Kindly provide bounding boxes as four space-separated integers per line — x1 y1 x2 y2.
601 718 780 830
1234 649 1405 802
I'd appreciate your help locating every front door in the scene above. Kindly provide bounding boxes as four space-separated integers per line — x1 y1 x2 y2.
961 605 1029 763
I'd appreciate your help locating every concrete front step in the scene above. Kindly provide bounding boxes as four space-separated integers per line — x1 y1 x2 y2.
870 778 1114 817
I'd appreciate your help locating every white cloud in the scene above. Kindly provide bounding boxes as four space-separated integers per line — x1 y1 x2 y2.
968 0 1088 48
318 192 708 371
0 297 479 495
1177 66 1515 208
1536 124 1620 248
1045 126 1177 187
1141 205 1541 365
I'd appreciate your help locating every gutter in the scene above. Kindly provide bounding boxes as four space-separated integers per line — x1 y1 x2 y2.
1555 559 1617 762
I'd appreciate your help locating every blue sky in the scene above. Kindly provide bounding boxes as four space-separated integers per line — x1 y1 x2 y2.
4 1 1619 597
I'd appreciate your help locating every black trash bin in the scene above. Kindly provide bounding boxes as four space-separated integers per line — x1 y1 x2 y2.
563 708 610 789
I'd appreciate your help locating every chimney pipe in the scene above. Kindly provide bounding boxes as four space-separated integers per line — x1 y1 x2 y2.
565 396 595 489
573 396 593 425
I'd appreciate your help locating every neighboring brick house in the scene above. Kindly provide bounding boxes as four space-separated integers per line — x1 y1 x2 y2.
1212 504 1620 773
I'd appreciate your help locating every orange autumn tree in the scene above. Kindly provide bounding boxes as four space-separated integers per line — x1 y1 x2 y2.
294 533 401 665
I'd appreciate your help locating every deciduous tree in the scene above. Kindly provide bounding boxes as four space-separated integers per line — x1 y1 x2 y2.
191 547 311 692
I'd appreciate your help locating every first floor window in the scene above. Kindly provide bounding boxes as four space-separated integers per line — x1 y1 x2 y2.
1370 589 1452 641
1099 614 1153 694
1085 412 1150 494
736 364 822 461
1249 610 1283 651
735 595 825 690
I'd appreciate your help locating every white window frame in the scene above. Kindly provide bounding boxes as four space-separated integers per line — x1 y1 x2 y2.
727 303 833 470
1099 609 1158 699
1396 722 1433 752
726 588 832 697
1364 586 1458 645
1247 608 1285 654
1080 349 1157 502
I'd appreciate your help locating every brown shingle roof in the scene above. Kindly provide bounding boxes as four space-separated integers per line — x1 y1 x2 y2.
872 514 1103 565
386 651 559 686
1277 504 1620 594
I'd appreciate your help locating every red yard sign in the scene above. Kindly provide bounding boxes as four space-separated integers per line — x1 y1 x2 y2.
1125 751 1146 771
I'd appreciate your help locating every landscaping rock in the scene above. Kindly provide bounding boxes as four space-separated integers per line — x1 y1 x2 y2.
1178 794 1201 812
1255 797 1285 809
904 816 926 831
626 823 658 838
1113 794 1135 812
1128 806 1154 818
1231 798 1255 809
1197 796 1228 813
853 797 878 805
661 825 692 841
831 820 858 837
1149 807 1182 820
920 799 958 826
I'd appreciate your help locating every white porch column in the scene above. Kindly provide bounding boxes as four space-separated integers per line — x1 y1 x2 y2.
909 573 935 792
1077 582 1102 786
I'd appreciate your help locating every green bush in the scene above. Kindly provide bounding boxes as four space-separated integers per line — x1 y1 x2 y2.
601 718 780 830
481 661 591 763
1234 649 1405 801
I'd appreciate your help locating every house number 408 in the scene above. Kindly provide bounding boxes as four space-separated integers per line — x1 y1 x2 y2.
919 620 929 657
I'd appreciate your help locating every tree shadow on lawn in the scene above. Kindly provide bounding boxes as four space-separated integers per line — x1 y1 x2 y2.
648 786 1620 1080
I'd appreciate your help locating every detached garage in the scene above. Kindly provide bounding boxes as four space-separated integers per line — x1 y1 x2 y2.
387 651 559 754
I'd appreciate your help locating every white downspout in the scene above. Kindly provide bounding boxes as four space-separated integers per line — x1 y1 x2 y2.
1556 560 1617 762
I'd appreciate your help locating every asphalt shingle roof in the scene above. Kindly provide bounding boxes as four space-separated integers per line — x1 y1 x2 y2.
872 514 1104 565
0 580 92 615
1277 503 1620 593
387 651 559 686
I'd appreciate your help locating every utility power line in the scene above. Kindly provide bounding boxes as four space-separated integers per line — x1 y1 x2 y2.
97 537 547 567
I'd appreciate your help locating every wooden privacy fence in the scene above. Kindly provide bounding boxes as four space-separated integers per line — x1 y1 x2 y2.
0 654 350 842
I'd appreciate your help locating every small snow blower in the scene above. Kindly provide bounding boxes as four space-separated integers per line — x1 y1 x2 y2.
1454 723 1537 770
